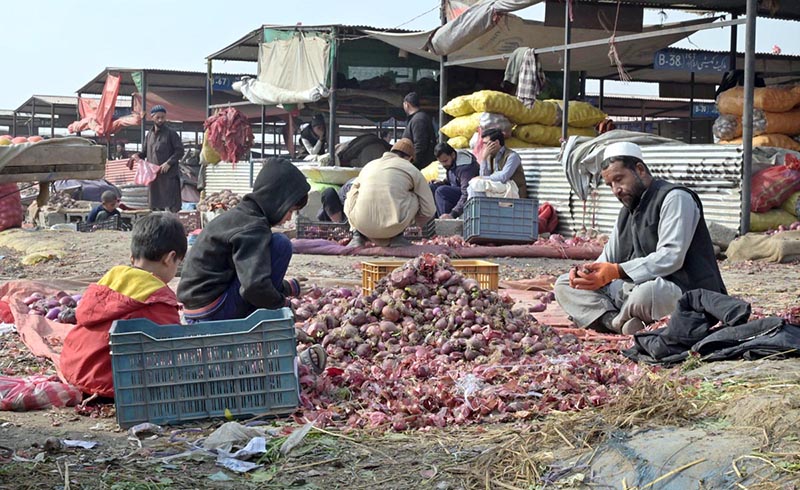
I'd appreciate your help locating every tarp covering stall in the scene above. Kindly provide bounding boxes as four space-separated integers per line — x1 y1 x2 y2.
365 16 718 72
233 30 331 106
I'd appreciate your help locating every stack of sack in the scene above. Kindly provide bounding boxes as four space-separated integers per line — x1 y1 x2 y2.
440 90 604 150
715 85 800 152
749 153 800 232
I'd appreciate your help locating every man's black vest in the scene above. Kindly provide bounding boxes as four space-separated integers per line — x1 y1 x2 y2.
613 179 726 294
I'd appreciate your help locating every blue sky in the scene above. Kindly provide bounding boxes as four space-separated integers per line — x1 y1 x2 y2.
1 0 797 109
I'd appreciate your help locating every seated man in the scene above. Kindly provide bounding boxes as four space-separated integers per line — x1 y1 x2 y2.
60 214 186 398
468 128 528 199
345 138 436 248
554 142 726 335
87 190 121 223
299 114 327 158
429 142 480 219
317 178 356 223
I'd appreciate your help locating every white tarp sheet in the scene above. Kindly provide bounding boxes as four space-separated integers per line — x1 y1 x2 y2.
426 0 543 55
233 32 330 106
365 16 718 75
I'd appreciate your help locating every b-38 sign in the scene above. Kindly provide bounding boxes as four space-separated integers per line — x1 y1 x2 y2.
654 49 730 73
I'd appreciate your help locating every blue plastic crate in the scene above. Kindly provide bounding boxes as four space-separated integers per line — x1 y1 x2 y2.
463 197 538 245
110 308 299 428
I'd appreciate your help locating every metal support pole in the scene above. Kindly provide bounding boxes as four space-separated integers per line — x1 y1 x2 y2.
599 79 605 111
328 26 338 164
273 120 278 156
76 92 82 137
140 71 148 152
729 14 738 72
393 118 398 142
560 4 572 142
689 72 695 143
31 98 36 137
579 71 587 99
50 105 55 138
261 105 266 158
740 0 757 235
206 60 213 118
438 0 448 143
11 112 16 137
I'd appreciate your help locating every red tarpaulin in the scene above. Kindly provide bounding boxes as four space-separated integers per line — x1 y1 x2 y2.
68 74 139 136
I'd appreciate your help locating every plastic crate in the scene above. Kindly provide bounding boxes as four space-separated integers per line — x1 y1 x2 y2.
361 259 499 295
295 215 351 241
77 215 124 232
176 210 201 234
110 308 299 428
463 197 538 245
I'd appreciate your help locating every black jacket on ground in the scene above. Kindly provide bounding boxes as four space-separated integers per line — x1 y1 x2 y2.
177 158 310 312
402 110 436 170
625 289 800 365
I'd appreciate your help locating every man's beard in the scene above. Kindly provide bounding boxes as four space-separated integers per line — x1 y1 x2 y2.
619 175 647 210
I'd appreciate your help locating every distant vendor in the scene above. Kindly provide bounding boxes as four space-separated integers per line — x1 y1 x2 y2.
468 128 528 199
128 105 184 213
345 138 435 248
300 114 327 157
430 142 479 219
402 92 436 170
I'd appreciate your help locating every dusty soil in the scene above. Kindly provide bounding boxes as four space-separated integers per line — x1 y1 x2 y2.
1 229 799 489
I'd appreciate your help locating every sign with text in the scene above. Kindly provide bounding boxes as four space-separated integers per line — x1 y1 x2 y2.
692 102 719 118
211 75 238 91
654 49 730 73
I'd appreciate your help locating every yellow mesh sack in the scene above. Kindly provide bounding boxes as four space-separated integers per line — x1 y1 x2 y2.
421 161 441 183
201 130 221 165
447 136 470 149
469 91 528 122
442 95 474 117
440 113 481 139
750 209 797 232
506 137 546 149
782 191 800 217
515 100 559 125
547 100 607 128
513 124 596 147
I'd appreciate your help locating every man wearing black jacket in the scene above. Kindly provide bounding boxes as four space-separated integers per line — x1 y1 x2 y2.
430 142 480 219
402 92 436 170
178 158 310 322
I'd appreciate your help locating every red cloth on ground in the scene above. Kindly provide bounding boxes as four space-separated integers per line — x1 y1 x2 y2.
59 266 180 398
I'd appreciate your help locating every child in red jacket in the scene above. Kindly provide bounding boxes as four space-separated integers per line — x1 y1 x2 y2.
60 213 186 398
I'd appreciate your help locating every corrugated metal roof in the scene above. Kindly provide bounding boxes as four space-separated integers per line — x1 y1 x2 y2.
105 159 137 186
517 144 743 236
208 24 422 62
76 68 251 95
575 0 800 22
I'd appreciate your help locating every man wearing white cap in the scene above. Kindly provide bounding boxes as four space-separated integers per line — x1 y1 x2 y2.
554 142 726 335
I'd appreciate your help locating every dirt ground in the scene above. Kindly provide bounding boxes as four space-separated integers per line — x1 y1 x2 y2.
1 229 799 489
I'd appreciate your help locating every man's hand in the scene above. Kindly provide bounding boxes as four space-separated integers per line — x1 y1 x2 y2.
295 277 311 296
126 155 138 171
159 163 171 174
312 126 325 138
482 140 500 161
440 213 453 220
571 262 621 291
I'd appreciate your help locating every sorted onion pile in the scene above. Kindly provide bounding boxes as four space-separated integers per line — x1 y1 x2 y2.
23 291 81 324
540 233 608 248
412 235 474 249
47 192 78 209
292 254 644 430
197 190 241 212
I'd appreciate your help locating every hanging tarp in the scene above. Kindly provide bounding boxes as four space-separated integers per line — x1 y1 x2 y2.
366 16 718 74
233 30 331 106
68 74 130 136
425 0 544 56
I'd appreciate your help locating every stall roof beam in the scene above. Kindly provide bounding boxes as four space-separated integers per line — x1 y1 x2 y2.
444 17 744 67
573 0 800 22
